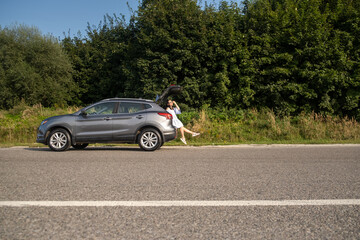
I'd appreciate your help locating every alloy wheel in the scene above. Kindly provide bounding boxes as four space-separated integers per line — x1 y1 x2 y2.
140 131 159 149
47 128 71 151
50 132 68 150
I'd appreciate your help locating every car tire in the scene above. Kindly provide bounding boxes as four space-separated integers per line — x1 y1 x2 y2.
138 128 162 151
72 143 89 150
47 128 71 151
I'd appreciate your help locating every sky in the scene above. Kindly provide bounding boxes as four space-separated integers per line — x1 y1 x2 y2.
0 0 227 40
0 0 140 39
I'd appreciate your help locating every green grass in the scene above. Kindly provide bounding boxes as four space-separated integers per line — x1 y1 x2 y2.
1 103 359 147
0 102 81 145
176 108 360 145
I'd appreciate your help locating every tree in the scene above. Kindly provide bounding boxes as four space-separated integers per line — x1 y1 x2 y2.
245 0 360 117
63 14 131 104
127 0 209 107
61 0 360 118
0 24 77 109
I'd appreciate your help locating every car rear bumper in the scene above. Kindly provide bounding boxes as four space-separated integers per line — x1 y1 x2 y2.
163 129 176 142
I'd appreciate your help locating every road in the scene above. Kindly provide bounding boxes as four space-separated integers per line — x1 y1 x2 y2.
0 145 359 239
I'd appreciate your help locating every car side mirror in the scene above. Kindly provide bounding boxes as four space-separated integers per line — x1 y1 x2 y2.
80 110 87 116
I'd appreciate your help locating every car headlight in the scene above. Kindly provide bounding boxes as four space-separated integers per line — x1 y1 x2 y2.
41 120 48 125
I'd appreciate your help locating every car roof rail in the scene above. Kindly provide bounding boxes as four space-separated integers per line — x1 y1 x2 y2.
100 98 154 102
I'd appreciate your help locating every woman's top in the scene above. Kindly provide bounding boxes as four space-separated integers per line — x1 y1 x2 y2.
166 107 183 129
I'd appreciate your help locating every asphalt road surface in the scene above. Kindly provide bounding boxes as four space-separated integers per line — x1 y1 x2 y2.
0 145 359 239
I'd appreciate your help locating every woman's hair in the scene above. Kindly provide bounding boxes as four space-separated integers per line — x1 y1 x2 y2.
167 100 173 110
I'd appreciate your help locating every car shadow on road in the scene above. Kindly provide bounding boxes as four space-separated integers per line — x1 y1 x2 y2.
26 147 144 152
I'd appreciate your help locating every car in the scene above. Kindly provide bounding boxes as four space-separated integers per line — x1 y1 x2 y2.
36 85 181 151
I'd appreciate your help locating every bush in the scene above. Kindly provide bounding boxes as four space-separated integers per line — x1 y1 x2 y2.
0 24 78 109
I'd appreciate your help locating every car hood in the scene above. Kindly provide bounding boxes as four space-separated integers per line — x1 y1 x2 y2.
43 114 74 122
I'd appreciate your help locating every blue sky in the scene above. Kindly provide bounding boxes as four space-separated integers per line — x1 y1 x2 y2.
0 0 228 39
0 0 138 39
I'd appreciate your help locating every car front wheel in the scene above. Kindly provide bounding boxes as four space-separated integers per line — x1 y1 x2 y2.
138 128 162 151
48 128 71 151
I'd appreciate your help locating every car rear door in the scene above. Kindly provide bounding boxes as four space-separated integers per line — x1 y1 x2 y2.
75 102 117 142
112 101 150 141
155 85 181 107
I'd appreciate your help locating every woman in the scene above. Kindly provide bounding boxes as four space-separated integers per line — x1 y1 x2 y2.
166 99 200 145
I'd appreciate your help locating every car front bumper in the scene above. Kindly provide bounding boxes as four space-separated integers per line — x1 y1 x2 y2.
36 126 47 144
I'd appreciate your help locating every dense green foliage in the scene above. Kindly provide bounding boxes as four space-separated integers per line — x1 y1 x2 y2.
62 0 360 118
245 0 360 118
0 25 77 109
1 0 360 119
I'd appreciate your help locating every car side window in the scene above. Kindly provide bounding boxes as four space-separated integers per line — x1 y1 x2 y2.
118 102 149 114
144 104 152 109
85 102 116 115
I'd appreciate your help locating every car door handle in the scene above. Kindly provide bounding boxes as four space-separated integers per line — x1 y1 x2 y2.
136 115 144 119
103 117 112 121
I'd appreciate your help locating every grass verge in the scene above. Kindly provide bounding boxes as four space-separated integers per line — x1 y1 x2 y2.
1 104 359 147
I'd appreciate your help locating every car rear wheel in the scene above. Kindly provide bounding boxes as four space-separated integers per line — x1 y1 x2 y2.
72 143 89 150
48 128 71 151
138 128 162 151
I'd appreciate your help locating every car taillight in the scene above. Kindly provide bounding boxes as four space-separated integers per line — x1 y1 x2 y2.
158 112 172 120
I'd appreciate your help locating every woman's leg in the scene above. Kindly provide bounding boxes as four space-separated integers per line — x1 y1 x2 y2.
182 127 195 135
180 127 185 139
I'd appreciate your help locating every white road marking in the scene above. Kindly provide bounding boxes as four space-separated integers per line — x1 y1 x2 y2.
1 199 360 207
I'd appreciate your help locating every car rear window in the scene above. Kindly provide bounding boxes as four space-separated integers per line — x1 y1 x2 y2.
118 102 151 113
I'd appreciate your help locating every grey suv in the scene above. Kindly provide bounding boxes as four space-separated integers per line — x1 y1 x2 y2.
36 86 180 151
